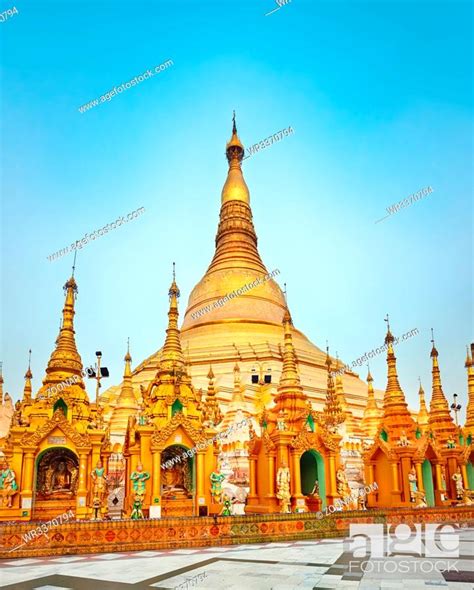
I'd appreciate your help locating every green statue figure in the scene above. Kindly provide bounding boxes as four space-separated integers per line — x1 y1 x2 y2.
130 463 150 496
210 470 226 503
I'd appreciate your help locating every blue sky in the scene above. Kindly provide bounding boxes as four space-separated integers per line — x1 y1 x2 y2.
1 0 472 418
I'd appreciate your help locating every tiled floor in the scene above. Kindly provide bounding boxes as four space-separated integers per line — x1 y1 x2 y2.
0 528 472 589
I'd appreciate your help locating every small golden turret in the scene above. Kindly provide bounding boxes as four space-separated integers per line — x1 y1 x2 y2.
428 330 457 445
416 378 429 432
158 263 185 378
23 349 33 402
381 316 416 439
362 365 382 438
271 307 309 428
202 365 223 427
279 308 301 388
321 346 345 430
463 344 474 435
40 272 87 398
110 340 139 436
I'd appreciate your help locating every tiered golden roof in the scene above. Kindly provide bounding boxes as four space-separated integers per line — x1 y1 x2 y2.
428 334 458 445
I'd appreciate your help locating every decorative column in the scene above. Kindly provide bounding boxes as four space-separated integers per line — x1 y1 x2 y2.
415 462 424 492
434 463 444 505
461 463 469 489
327 454 338 503
390 460 403 505
20 450 35 513
196 452 205 500
150 450 161 518
76 452 89 518
248 456 258 501
266 454 276 497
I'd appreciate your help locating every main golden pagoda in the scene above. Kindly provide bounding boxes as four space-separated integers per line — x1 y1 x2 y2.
0 118 473 524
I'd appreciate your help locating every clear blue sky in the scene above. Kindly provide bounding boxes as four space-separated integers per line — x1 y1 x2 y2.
1 0 472 419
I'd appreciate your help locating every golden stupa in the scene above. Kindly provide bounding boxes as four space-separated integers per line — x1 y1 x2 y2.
103 117 382 441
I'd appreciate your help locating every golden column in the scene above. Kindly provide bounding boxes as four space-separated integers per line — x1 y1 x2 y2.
415 462 424 492
291 451 302 496
461 463 469 489
21 451 35 496
248 456 258 500
152 451 161 500
196 451 205 499
328 454 338 501
266 454 276 497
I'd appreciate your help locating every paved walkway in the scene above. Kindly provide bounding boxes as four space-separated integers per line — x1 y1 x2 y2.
0 528 472 589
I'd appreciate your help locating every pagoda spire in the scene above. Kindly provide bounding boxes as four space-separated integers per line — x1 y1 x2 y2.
381 316 415 438
159 263 185 376
23 349 33 401
43 273 85 389
321 345 345 430
428 330 457 444
279 308 301 388
417 378 429 431
181 117 286 329
110 339 139 435
464 344 474 435
203 115 267 276
202 365 223 427
334 353 347 413
362 365 382 438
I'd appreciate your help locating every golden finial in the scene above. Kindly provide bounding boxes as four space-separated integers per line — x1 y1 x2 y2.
430 328 438 357
172 261 176 282
384 314 394 345
72 249 77 278
283 282 287 304
232 110 237 134
207 365 215 381
367 362 373 382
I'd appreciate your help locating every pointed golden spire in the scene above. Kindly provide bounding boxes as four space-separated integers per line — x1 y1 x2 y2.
383 314 403 399
321 345 345 430
381 316 415 438
222 112 249 205
279 307 301 387
428 330 457 444
110 340 139 434
43 273 85 390
159 263 185 376
181 118 285 329
362 364 382 438
23 349 33 401
334 352 347 413
202 364 223 426
417 378 429 430
464 344 474 435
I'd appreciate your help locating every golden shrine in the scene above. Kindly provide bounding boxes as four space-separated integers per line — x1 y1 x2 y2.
0 118 473 528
